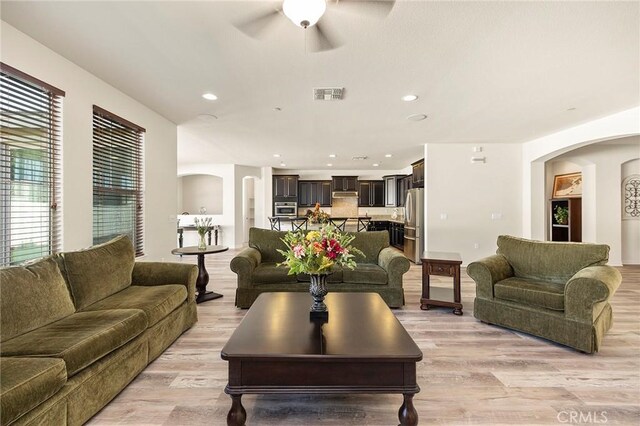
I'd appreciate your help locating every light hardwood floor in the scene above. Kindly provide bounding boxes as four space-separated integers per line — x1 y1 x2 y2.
89 249 640 425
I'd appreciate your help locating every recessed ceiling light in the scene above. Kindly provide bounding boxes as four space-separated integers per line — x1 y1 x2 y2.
280 162 286 167
385 154 392 158
202 93 218 101
327 163 333 167
402 95 418 102
407 113 427 121
329 154 336 158
197 114 218 122
567 107 576 111
273 154 281 158
372 163 379 167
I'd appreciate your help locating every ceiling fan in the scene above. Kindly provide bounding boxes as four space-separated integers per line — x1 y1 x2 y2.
235 0 395 52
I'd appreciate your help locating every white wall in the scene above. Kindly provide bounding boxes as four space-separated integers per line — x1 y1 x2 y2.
177 163 265 248
522 107 640 241
1 21 178 260
424 143 522 265
180 174 223 215
549 138 640 265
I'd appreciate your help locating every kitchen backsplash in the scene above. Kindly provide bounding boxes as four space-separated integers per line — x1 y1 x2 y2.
331 197 359 217
297 205 400 218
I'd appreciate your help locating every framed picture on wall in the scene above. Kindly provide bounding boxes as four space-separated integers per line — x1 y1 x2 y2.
552 172 583 198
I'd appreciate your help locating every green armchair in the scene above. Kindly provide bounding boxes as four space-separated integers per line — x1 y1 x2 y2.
231 227 410 308
467 235 621 353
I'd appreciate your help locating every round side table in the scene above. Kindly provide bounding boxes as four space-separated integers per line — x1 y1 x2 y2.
171 245 229 303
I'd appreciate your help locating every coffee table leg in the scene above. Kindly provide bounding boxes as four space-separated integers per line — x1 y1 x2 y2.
227 394 246 426
398 393 418 426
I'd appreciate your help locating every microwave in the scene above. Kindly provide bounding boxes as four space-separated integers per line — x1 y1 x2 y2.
274 201 297 217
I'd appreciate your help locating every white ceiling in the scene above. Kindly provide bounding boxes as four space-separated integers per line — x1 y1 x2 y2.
2 1 639 170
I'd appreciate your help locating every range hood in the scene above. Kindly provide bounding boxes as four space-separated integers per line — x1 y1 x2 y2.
332 191 358 198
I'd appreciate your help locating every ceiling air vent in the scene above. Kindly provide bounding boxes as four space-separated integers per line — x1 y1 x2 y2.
352 156 368 161
314 87 344 100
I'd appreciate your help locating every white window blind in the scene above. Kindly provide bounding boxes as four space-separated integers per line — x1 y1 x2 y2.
0 63 64 266
92 105 144 256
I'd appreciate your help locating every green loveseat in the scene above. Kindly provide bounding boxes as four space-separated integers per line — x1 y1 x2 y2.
0 235 198 425
231 227 410 308
467 235 622 353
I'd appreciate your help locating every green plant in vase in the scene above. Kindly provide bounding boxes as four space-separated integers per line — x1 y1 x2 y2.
194 217 212 250
554 206 569 225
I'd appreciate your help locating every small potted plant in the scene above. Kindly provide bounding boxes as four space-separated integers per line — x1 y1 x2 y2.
554 206 569 225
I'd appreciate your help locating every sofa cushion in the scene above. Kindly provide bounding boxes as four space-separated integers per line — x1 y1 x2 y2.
348 231 389 264
249 228 288 263
0 309 147 376
342 263 388 285
0 256 76 343
496 235 609 285
0 357 67 425
494 277 565 311
61 235 135 309
82 285 187 327
297 267 344 283
253 263 298 284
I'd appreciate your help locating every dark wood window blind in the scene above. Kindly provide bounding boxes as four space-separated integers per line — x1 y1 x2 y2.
0 63 64 266
92 105 144 256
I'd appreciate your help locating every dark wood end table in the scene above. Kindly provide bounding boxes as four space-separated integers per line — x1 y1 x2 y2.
420 251 463 315
221 292 422 426
171 245 228 303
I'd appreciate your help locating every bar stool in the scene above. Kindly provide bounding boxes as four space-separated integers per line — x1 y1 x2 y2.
357 217 371 232
268 217 281 231
330 218 347 232
291 217 308 231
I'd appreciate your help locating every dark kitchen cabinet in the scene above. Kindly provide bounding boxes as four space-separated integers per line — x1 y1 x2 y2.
411 159 424 188
273 175 298 199
358 180 385 207
298 180 332 207
389 221 405 249
397 175 412 208
384 175 409 207
368 220 390 232
332 176 358 192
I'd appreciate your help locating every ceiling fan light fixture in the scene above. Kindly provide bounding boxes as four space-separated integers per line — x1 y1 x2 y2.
283 0 326 28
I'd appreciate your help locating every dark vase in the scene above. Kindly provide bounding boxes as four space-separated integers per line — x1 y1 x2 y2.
309 274 329 312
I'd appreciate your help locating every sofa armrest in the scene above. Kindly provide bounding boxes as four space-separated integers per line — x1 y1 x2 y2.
565 265 622 321
378 247 410 288
466 254 513 299
230 247 261 289
132 262 198 303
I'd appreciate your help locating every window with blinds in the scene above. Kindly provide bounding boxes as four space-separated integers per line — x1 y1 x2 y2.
92 106 144 256
0 63 64 266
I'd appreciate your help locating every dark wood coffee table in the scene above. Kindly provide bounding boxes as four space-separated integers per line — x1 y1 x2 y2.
221 292 422 425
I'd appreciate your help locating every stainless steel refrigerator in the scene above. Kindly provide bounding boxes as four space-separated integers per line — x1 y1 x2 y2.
404 188 424 264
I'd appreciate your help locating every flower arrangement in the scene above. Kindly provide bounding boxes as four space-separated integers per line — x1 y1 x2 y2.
194 217 212 249
306 202 330 224
194 217 213 236
277 225 363 275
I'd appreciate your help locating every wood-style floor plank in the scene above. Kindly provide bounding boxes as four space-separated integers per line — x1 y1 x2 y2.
88 249 640 425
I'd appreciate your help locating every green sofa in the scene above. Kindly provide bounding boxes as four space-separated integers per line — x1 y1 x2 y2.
467 235 622 353
0 235 198 425
231 227 410 308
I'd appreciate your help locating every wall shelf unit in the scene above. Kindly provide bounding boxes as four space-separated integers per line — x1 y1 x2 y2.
549 197 582 242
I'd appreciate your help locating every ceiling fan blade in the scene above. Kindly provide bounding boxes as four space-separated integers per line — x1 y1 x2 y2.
234 7 281 39
309 21 343 52
333 0 395 18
